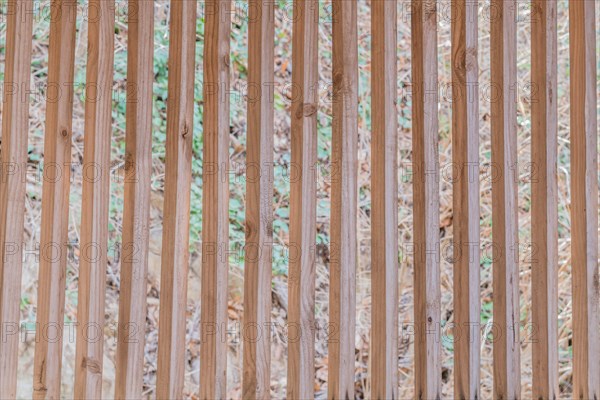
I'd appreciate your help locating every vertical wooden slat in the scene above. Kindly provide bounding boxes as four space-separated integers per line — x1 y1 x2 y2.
0 1 34 397
242 0 274 399
115 1 154 399
531 1 558 399
32 1 77 398
569 1 600 399
155 0 197 397
412 1 441 399
490 0 520 398
200 0 231 398
451 1 480 399
73 1 116 397
370 0 398 398
328 0 358 398
287 0 318 398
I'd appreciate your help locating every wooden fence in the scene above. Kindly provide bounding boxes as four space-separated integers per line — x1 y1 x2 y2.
0 0 597 399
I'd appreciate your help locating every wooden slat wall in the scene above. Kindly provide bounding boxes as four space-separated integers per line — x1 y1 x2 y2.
490 0 520 398
451 1 480 399
32 0 78 398
328 0 358 398
200 0 232 398
287 0 319 398
242 0 275 399
569 1 600 399
73 1 116 397
115 1 155 399
0 1 35 397
370 1 398 398
155 0 197 398
531 1 559 399
0 1 597 398
412 1 441 399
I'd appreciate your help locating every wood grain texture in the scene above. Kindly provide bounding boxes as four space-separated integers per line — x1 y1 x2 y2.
242 1 274 399
451 1 480 399
115 1 154 399
0 1 34 397
370 0 398 398
490 1 520 398
412 1 441 399
569 1 600 399
287 0 319 398
155 0 197 398
73 1 116 397
32 1 78 398
200 0 231 398
531 1 559 399
328 0 358 398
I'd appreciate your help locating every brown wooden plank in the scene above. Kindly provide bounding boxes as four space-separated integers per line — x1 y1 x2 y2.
32 1 78 398
115 1 155 399
531 1 559 398
0 0 35 397
328 0 358 398
200 0 231 398
411 1 441 399
569 1 600 398
155 0 197 398
490 0 520 398
242 1 274 399
287 0 319 398
450 1 480 399
73 0 116 397
370 0 398 398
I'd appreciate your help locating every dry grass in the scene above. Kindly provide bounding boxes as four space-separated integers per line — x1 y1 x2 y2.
4 0 600 398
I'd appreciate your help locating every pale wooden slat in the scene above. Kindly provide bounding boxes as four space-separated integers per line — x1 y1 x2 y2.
328 0 358 398
0 1 35 397
242 0 274 398
450 1 480 399
200 0 231 398
531 1 559 398
411 1 441 399
370 0 398 398
569 1 600 398
287 0 319 398
155 0 197 397
114 1 155 399
490 0 520 398
32 1 78 398
73 1 116 397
